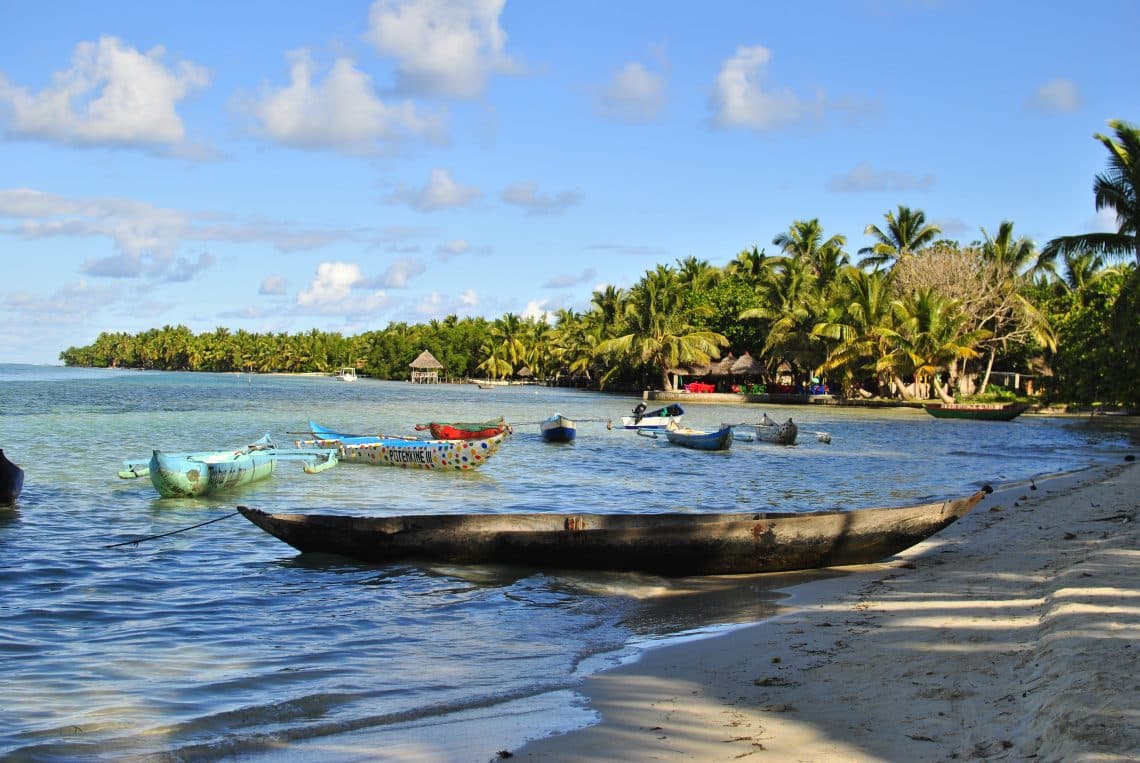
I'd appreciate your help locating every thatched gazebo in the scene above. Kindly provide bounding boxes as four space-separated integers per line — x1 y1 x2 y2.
707 353 736 377
409 349 443 384
730 352 763 377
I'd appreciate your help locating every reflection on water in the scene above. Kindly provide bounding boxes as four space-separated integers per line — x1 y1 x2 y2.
0 366 1132 759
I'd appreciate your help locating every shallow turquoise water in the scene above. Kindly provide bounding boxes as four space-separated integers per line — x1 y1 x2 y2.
0 365 1132 760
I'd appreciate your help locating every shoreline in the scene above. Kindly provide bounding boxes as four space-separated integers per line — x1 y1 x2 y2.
513 459 1140 762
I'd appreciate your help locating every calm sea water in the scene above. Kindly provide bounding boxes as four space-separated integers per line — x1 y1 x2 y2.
1 365 1133 761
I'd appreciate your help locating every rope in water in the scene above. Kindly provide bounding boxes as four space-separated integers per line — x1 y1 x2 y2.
104 511 239 548
510 416 614 426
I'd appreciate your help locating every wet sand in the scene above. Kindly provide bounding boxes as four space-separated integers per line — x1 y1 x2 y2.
514 460 1140 762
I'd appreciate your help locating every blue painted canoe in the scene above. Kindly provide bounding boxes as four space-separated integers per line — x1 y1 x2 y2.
303 421 507 470
662 422 734 451
540 413 576 443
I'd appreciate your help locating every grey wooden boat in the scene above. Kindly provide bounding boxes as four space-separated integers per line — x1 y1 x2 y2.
237 489 987 576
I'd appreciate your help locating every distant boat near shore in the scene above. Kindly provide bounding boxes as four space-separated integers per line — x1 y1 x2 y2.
924 402 1030 421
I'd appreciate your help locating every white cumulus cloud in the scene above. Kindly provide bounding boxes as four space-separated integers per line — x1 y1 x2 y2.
595 62 666 123
710 45 815 131
386 169 482 212
247 49 441 151
297 261 391 315
259 275 287 295
500 182 582 216
365 0 519 98
1026 78 1081 114
0 36 208 149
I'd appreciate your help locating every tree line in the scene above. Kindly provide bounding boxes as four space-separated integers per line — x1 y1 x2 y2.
61 120 1140 408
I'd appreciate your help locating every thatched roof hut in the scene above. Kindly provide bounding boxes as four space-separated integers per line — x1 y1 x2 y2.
730 352 764 377
409 349 443 384
707 353 736 377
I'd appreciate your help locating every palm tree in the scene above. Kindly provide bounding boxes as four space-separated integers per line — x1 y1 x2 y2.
489 313 527 372
1042 120 1140 266
1060 250 1121 294
876 289 990 401
740 256 823 378
859 205 941 270
598 267 728 390
675 256 720 292
725 246 771 285
589 285 625 336
980 221 1052 278
773 219 849 290
813 268 896 391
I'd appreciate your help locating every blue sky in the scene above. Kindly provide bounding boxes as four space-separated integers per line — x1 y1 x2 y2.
1 0 1136 365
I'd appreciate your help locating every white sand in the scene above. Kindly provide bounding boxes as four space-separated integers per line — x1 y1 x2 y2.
514 460 1140 762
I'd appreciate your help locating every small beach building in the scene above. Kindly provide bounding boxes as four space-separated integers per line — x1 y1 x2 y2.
409 350 444 384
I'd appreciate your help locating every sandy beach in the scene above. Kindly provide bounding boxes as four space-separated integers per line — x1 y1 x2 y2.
515 459 1139 762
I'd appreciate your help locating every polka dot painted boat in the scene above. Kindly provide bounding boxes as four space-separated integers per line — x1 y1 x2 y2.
303 421 508 471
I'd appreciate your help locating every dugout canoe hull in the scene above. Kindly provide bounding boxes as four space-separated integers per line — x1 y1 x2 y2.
238 490 986 576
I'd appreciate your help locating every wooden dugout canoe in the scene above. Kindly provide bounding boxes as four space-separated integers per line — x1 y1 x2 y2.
1 449 24 505
237 490 987 576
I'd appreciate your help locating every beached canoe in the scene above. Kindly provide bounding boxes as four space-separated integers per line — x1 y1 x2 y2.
1 449 24 505
120 435 338 498
304 422 507 470
620 403 684 430
237 489 988 576
415 417 509 440
924 402 1030 421
540 413 576 443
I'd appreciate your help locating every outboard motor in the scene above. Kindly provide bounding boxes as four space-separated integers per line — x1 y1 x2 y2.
632 402 647 423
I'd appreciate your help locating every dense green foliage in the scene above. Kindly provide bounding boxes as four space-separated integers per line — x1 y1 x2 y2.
61 120 1140 408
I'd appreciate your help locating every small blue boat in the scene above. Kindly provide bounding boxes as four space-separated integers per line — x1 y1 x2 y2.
540 413 576 443
657 422 734 451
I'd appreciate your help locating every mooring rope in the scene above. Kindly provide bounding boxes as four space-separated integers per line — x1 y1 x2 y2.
104 511 240 549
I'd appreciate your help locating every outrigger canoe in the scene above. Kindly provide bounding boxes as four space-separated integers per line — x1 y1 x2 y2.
119 435 337 498
237 489 988 576
1 449 24 505
924 402 1030 421
302 421 507 471
415 417 509 440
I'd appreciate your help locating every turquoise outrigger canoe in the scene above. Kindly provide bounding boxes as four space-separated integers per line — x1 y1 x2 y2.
301 421 507 471
119 435 337 498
